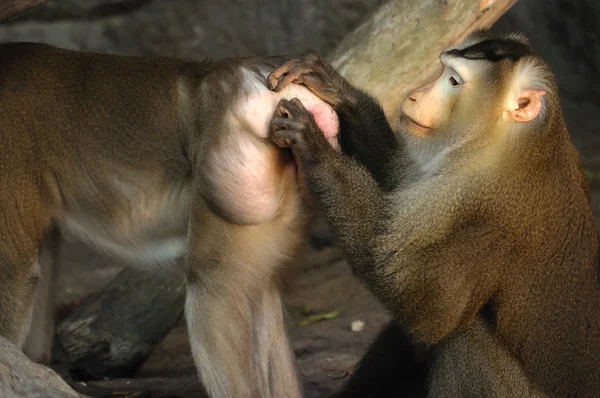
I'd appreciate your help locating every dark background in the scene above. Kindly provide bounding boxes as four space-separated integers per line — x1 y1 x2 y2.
2 1 599 397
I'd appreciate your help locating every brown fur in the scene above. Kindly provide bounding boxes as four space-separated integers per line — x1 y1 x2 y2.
0 42 316 398
267 32 600 397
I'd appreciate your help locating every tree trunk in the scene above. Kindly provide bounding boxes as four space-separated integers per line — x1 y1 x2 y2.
55 268 186 381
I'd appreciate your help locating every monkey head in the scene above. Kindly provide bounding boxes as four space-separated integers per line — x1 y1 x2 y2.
400 31 555 161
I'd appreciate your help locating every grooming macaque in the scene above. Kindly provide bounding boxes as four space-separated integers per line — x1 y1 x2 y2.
0 43 342 398
267 31 600 397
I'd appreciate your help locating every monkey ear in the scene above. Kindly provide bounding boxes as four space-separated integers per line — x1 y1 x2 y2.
509 88 546 122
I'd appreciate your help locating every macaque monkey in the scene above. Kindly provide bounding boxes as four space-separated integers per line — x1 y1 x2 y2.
267 30 600 397
0 42 342 398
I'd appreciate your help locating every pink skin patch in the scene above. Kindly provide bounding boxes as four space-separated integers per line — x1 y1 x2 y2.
203 74 340 225
237 78 340 151
275 84 340 150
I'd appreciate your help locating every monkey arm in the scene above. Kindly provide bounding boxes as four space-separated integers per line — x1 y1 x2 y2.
336 91 404 192
269 98 387 263
268 53 403 192
270 98 491 346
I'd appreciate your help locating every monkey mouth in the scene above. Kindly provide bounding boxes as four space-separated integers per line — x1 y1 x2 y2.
400 113 431 135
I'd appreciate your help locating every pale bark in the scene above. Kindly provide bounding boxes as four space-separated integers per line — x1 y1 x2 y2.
329 0 518 131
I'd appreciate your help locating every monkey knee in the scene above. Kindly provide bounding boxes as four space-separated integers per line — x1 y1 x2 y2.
390 288 470 345
0 276 38 346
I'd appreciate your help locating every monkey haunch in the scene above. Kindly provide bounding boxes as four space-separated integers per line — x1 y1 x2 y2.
0 43 341 398
268 33 600 397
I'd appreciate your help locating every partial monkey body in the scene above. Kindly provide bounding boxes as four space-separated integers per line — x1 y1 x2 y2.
0 42 339 398
267 33 600 397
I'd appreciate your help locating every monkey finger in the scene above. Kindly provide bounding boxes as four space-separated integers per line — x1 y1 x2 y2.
270 129 303 149
269 54 329 92
268 65 288 90
276 99 293 118
268 62 297 91
268 72 287 92
269 118 290 132
274 69 307 92
270 116 306 133
276 98 311 122
297 74 336 103
289 97 308 112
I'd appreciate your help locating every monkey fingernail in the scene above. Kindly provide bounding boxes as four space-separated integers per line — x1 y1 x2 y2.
290 97 306 110
277 101 294 118
269 74 284 91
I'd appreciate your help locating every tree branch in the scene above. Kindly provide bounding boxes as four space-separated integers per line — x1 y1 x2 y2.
56 268 186 381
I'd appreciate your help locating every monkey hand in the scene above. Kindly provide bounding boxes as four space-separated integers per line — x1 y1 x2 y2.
268 53 352 110
269 98 330 159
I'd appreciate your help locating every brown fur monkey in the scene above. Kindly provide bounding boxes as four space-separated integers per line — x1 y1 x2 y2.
0 43 342 398
267 31 600 397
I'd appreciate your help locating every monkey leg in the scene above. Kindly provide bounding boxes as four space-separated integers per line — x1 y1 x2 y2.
185 204 302 398
427 318 546 398
23 228 60 364
0 250 41 350
0 185 53 355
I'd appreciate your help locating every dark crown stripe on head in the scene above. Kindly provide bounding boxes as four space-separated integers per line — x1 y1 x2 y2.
445 39 532 62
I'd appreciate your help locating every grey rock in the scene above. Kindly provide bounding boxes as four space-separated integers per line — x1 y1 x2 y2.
0 0 381 59
0 336 86 398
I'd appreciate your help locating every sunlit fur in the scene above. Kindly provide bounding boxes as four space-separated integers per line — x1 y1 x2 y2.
386 31 600 397
401 31 560 175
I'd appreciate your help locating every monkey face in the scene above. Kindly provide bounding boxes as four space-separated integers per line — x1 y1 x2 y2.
400 32 552 147
399 64 463 138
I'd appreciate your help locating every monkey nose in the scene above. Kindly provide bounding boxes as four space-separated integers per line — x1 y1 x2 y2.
408 95 417 102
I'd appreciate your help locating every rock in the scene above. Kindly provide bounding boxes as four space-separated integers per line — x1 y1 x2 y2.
0 336 86 398
56 267 186 381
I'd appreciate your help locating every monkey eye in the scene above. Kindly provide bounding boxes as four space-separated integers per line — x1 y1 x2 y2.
449 76 460 87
